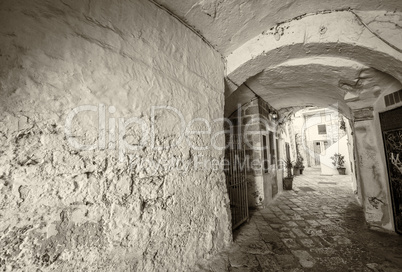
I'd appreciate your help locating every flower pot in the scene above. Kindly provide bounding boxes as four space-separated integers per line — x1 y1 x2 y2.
283 177 293 190
293 167 300 176
337 167 346 175
300 168 304 175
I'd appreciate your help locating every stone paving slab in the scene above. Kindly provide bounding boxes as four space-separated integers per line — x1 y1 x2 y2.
195 168 402 272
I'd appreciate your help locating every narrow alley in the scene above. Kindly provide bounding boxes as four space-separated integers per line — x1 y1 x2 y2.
196 168 402 272
2 1 402 270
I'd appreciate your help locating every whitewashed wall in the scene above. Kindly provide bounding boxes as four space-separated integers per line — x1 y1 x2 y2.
0 0 231 270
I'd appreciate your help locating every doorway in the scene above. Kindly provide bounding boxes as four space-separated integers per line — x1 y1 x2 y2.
380 106 402 234
313 141 321 165
225 138 249 229
262 132 278 200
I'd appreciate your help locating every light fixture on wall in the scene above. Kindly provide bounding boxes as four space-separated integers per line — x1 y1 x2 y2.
270 111 278 121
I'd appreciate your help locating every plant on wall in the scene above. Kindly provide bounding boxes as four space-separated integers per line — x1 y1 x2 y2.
331 153 345 168
340 116 346 131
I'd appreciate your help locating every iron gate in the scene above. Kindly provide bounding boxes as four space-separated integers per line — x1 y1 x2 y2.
225 139 248 229
380 106 402 234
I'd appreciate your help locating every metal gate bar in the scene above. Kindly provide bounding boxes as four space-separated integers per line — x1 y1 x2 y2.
225 139 248 229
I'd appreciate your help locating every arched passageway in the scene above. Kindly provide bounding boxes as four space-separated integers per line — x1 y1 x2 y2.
223 10 402 234
1 0 402 271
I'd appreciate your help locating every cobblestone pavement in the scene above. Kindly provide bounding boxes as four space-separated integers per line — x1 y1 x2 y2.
195 168 402 272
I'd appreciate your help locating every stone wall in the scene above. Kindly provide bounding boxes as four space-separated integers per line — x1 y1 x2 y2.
0 0 231 270
228 98 279 207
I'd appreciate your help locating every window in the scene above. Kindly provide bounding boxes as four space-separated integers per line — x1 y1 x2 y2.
276 138 280 168
262 132 276 173
262 135 269 172
318 124 327 134
269 131 275 165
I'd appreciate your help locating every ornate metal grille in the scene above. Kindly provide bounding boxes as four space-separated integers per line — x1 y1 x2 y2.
380 106 402 234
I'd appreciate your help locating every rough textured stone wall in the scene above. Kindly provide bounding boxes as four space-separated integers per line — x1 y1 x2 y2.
0 0 231 271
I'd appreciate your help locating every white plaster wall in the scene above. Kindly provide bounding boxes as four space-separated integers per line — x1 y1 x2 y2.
345 119 359 198
353 120 393 231
247 176 264 207
0 0 231 270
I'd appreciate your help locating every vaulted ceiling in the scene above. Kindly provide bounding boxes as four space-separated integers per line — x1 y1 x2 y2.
152 0 402 116
152 0 401 56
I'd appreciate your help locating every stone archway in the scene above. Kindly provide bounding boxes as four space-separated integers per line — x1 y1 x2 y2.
224 10 402 233
226 11 402 89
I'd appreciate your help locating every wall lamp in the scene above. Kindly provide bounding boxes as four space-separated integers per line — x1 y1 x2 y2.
270 112 278 121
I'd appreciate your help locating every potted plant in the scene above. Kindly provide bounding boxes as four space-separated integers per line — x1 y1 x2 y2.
293 154 305 175
331 153 346 175
283 158 294 190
